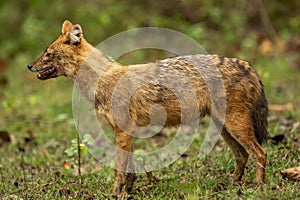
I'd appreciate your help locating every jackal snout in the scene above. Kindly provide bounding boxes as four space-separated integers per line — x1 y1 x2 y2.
27 49 61 80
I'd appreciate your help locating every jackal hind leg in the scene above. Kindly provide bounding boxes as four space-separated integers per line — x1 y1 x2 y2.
224 113 267 184
221 129 249 181
125 145 136 193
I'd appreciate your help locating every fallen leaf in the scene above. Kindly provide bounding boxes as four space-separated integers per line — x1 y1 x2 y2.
281 167 300 181
145 171 158 182
63 161 70 170
269 103 293 112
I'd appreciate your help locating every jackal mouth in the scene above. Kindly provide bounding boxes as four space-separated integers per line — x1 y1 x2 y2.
37 66 57 80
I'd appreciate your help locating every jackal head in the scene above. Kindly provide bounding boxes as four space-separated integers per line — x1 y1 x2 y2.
28 20 92 80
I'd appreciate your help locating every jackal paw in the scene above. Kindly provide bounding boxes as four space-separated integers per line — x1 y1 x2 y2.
113 191 130 200
255 181 266 189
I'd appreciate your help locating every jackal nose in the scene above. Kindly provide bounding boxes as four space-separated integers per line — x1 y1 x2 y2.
27 64 33 70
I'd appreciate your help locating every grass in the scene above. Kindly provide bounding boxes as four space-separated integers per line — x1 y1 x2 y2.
0 50 299 199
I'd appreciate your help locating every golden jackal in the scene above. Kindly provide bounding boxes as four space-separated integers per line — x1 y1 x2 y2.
28 20 268 196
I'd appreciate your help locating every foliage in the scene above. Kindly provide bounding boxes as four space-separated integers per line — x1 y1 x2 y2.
65 134 94 157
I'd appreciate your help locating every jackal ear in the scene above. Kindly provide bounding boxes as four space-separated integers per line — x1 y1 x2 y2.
69 25 83 45
62 20 73 35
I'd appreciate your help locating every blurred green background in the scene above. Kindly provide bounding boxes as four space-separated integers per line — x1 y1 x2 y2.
1 0 300 61
0 0 299 199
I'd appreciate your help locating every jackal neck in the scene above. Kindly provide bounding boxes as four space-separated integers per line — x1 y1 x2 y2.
73 46 120 104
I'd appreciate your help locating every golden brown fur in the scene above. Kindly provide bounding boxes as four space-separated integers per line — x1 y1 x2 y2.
28 20 268 197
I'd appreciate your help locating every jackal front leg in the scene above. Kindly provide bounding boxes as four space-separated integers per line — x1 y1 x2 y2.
113 130 134 197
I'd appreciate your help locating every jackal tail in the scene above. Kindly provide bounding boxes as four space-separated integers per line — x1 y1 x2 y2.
252 83 268 145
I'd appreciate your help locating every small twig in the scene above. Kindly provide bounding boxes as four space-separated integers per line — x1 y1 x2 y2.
77 131 82 184
40 181 57 188
76 91 83 187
